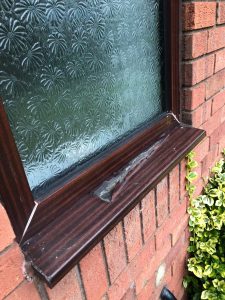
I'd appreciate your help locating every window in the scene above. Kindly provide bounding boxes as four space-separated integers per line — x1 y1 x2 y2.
0 0 204 287
1 0 165 198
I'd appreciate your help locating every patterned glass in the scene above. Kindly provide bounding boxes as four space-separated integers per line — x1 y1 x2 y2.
0 0 164 195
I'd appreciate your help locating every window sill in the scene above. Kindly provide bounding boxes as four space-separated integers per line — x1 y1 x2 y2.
21 113 205 287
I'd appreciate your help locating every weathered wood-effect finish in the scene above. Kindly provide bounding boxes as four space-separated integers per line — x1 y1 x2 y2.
0 100 34 239
21 115 205 286
21 113 175 241
0 0 202 288
164 0 181 117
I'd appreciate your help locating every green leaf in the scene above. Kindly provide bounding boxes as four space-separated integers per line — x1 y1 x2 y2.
183 278 188 289
215 199 222 206
201 290 209 299
186 172 198 182
187 160 198 170
187 151 195 160
204 265 212 276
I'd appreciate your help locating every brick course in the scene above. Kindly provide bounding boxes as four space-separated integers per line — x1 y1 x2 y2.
80 244 108 300
0 244 24 299
218 2 225 25
0 205 15 253
183 82 205 110
46 269 83 300
207 26 225 53
141 191 156 242
104 222 127 283
124 206 143 262
5 282 41 300
183 2 216 30
183 54 214 86
184 31 208 59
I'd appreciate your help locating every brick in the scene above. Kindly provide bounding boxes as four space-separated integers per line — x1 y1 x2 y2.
121 284 136 300
182 105 203 128
165 231 187 270
212 90 225 114
171 215 189 247
170 273 186 300
210 127 222 150
202 157 211 179
108 268 132 300
80 244 108 300
179 289 188 300
0 244 24 299
194 137 210 163
155 201 187 252
193 164 202 183
169 165 180 213
183 2 216 30
152 266 173 300
202 144 219 176
222 105 225 124
205 55 215 78
136 275 155 300
210 121 225 150
108 237 155 300
206 68 225 99
170 251 188 298
156 176 169 227
180 160 187 200
5 281 40 300
202 109 222 136
47 268 83 300
135 236 171 296
141 190 156 242
215 48 225 73
124 205 142 262
0 204 15 252
194 177 204 198
138 268 171 300
104 222 127 283
184 31 208 59
219 130 225 153
183 82 205 110
217 2 225 24
164 237 188 294
183 54 214 86
208 26 225 53
202 99 212 123
155 224 171 255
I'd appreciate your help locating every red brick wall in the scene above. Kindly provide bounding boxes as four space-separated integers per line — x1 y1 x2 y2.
1 1 225 300
0 166 189 300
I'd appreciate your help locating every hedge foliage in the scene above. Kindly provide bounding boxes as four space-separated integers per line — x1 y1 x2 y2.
184 150 225 299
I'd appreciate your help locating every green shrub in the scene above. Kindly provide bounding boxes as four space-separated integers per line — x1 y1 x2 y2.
184 150 225 299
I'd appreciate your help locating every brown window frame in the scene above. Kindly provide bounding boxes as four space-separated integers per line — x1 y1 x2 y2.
0 0 205 287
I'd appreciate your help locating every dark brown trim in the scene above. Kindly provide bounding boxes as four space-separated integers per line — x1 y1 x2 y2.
21 113 177 242
0 100 34 240
21 115 205 287
35 113 171 201
164 0 181 118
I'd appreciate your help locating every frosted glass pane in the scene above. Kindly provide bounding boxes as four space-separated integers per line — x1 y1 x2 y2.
0 0 164 195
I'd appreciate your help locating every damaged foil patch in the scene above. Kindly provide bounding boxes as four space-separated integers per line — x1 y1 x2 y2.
94 138 164 203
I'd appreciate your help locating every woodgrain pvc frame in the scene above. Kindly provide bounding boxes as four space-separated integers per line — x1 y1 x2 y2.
0 0 202 287
163 0 181 117
0 100 34 240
